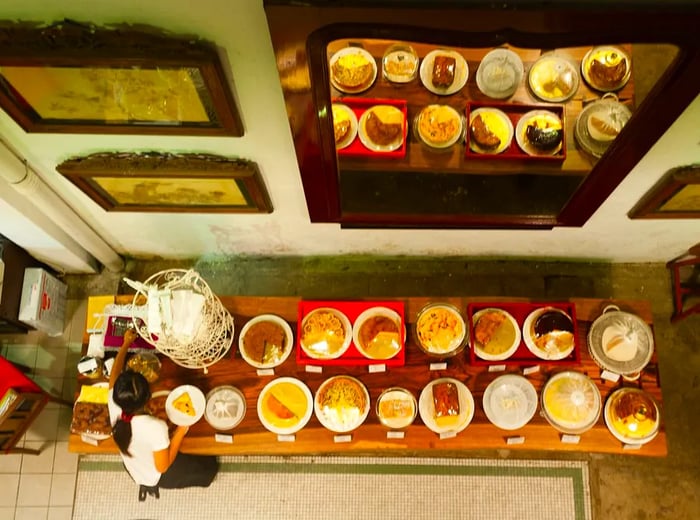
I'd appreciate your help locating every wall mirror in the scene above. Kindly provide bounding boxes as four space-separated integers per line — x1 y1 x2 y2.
265 2 700 229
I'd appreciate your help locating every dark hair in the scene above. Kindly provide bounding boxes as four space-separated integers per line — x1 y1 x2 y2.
112 371 151 456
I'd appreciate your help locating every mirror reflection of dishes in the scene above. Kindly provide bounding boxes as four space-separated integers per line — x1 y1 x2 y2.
528 55 579 102
523 307 575 360
314 376 370 433
482 375 538 430
332 104 358 150
358 105 404 152
376 387 417 429
575 95 631 158
419 49 469 95
204 386 246 431
238 314 293 369
468 108 514 155
382 44 419 83
418 378 474 435
329 47 377 94
257 377 313 435
516 110 564 156
300 308 352 359
352 306 403 360
416 105 463 149
582 46 631 92
476 48 524 99
472 308 521 360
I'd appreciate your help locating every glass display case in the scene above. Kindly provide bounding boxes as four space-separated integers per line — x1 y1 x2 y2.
265 2 700 228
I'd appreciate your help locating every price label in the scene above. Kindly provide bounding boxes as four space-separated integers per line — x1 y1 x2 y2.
523 366 540 375
506 436 525 445
77 358 98 374
439 431 457 440
305 365 323 374
623 443 642 451
368 364 387 373
561 434 581 444
277 434 296 442
430 362 448 371
601 370 621 383
488 364 507 372
215 434 233 444
80 434 99 446
334 434 352 443
387 431 405 439
256 368 275 376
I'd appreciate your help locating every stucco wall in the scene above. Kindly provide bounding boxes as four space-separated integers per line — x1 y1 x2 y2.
0 0 698 272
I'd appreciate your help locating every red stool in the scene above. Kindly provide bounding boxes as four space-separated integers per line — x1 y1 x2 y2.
667 243 700 323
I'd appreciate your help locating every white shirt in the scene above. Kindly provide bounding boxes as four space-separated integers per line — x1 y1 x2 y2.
108 389 170 486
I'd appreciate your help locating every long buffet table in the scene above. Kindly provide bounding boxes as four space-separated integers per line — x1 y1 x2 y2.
68 296 666 457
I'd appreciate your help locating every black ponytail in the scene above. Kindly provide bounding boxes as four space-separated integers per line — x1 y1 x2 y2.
112 371 151 456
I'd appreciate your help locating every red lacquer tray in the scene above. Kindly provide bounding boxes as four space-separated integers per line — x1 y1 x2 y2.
466 301 580 366
296 300 406 367
465 101 566 161
333 97 408 159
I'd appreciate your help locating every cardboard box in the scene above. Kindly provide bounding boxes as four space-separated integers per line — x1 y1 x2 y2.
18 268 67 336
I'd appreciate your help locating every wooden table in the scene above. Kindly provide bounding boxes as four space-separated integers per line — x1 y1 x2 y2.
69 296 666 457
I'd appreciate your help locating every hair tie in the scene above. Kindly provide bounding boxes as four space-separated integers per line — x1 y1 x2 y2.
120 412 134 423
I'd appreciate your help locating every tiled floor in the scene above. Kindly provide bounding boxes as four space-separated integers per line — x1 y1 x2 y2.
0 299 86 520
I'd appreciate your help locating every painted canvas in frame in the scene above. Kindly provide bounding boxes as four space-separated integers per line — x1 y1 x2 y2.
56 153 273 213
0 20 242 136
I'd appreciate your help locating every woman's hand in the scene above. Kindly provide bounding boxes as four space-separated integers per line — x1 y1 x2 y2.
108 327 138 389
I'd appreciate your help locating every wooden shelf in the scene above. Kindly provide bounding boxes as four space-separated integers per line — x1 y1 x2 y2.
69 296 666 457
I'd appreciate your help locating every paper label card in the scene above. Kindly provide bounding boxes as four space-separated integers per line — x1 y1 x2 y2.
439 431 457 440
387 431 405 439
80 434 99 446
488 364 507 372
257 368 275 376
214 434 233 444
305 365 323 374
277 434 296 442
523 366 540 375
561 434 581 444
334 434 352 443
506 436 525 445
430 362 448 371
601 370 621 383
623 443 642 450
368 364 386 373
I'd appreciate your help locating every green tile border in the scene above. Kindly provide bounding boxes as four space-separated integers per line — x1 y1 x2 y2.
79 457 588 520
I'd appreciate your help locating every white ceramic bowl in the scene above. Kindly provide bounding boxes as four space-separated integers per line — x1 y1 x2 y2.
299 307 353 360
314 375 370 433
352 306 403 360
238 314 294 369
257 377 313 435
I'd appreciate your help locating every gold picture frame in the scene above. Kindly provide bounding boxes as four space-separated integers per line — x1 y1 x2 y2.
56 152 273 213
0 20 242 136
628 164 700 219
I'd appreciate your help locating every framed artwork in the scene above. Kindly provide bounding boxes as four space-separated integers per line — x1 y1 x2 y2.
0 20 242 136
628 164 700 219
56 152 273 213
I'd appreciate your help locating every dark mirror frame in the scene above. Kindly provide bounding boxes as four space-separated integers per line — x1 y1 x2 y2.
265 2 700 229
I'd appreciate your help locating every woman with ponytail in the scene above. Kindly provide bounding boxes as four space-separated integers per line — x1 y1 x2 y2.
108 329 217 490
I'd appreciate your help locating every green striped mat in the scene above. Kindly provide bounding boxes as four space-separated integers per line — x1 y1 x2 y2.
74 455 590 520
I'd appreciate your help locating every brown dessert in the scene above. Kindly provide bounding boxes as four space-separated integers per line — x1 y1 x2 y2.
332 53 373 89
432 55 456 88
474 310 506 345
432 381 460 418
470 114 501 150
589 57 627 89
365 109 402 146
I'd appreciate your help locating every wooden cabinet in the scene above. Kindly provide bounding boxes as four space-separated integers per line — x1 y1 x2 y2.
0 236 46 334
264 2 700 228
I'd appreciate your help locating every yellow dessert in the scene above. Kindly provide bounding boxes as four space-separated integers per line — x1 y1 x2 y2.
173 392 196 416
261 381 308 429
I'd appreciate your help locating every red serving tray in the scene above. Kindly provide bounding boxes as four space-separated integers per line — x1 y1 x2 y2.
465 101 566 161
466 301 580 366
296 300 406 367
333 97 408 159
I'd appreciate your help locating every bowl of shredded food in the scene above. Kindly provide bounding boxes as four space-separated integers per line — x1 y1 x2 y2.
239 314 293 369
414 302 468 358
299 307 352 360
